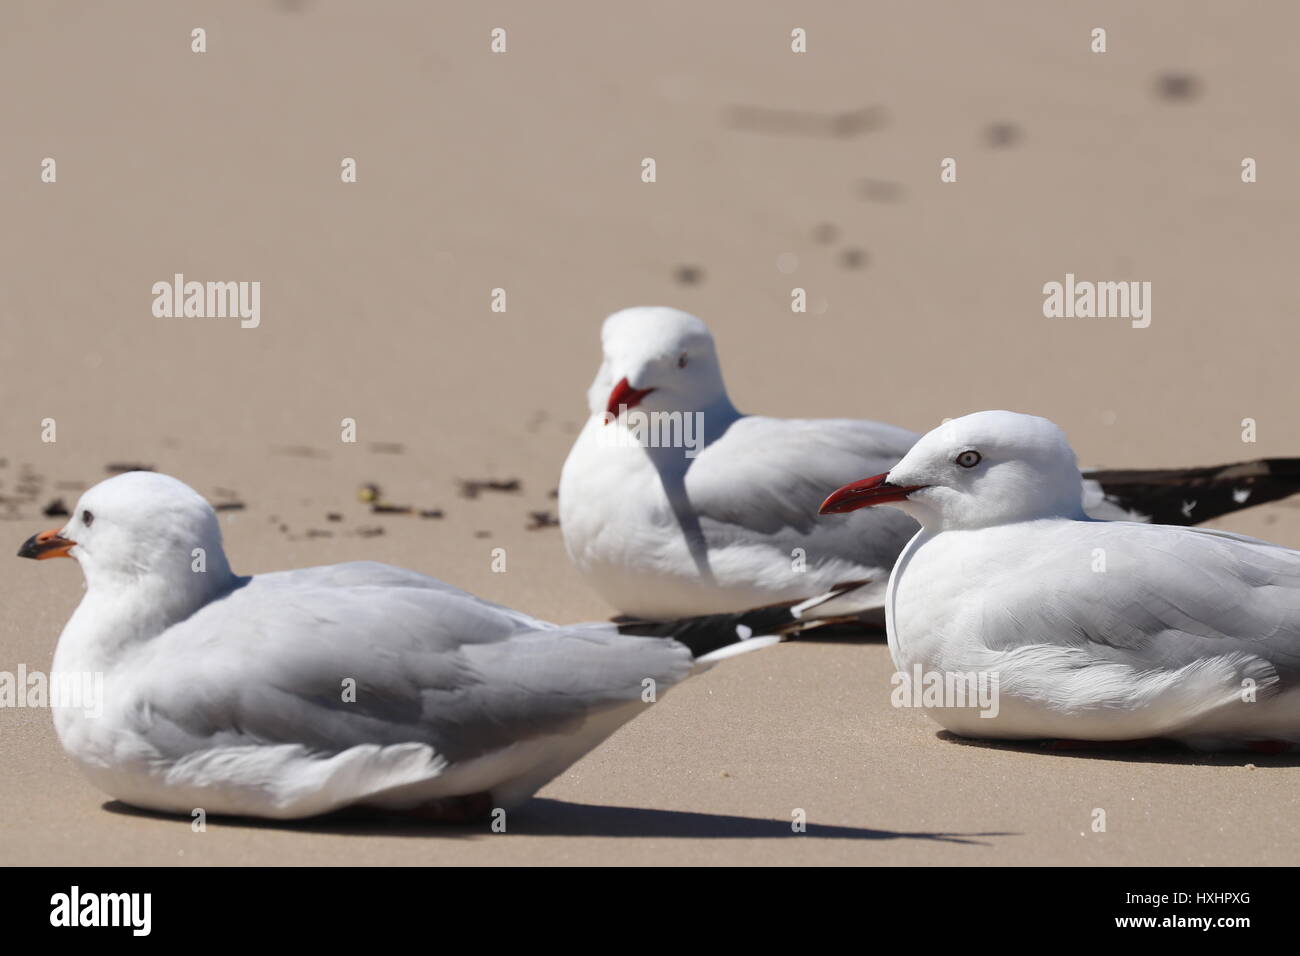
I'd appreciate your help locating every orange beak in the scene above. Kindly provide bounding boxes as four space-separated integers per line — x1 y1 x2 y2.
17 527 76 560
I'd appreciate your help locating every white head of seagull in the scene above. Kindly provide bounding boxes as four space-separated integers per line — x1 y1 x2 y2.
587 307 734 422
19 471 235 595
819 410 1088 531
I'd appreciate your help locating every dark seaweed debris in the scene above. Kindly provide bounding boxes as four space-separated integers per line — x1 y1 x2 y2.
458 478 522 499
527 510 560 530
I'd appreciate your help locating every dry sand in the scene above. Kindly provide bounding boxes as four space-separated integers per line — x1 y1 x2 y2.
1 1 1298 865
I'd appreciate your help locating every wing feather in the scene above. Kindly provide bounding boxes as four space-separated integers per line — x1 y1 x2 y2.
125 562 695 765
983 523 1300 682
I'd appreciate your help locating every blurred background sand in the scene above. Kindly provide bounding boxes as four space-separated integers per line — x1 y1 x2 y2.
1 0 1297 865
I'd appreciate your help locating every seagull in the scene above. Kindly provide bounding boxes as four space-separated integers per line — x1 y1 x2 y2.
18 471 783 821
559 306 920 621
819 410 1300 750
559 306 1300 622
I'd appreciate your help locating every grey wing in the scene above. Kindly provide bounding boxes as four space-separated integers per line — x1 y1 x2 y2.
274 559 551 630
986 524 1300 683
685 415 921 559
128 563 694 765
688 416 918 533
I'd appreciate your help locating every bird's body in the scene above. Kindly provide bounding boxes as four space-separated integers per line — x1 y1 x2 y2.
887 520 1300 747
561 407 919 618
822 410 1300 749
27 473 777 821
559 306 925 619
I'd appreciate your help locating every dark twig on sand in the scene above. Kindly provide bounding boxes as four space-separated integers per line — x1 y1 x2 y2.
724 104 886 139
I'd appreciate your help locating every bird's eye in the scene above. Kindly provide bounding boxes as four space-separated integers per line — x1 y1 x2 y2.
82 510 95 526
956 450 982 469
678 352 688 368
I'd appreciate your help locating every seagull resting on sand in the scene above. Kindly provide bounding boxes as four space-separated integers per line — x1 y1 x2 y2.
19 471 782 821
819 410 1300 751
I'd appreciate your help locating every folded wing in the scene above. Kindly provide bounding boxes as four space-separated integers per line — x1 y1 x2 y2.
128 561 696 766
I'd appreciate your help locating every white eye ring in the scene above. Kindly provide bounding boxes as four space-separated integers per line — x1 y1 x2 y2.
956 450 981 468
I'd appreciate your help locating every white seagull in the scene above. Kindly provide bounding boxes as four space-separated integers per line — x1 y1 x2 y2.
19 472 781 821
819 410 1300 750
559 306 1300 622
559 307 920 621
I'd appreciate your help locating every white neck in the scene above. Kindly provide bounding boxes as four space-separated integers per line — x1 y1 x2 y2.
53 565 241 676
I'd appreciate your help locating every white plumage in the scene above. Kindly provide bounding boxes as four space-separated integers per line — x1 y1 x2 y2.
24 472 776 820
560 307 919 619
821 410 1300 749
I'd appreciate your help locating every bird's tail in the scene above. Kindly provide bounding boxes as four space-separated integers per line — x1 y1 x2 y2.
1084 457 1300 526
616 580 873 661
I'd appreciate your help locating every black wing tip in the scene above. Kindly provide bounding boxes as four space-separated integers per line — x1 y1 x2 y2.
1093 456 1300 526
617 605 801 659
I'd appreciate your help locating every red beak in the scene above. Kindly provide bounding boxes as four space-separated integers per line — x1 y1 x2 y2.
819 473 926 514
604 377 656 422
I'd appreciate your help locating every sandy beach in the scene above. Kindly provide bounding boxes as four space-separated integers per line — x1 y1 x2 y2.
1 0 1298 866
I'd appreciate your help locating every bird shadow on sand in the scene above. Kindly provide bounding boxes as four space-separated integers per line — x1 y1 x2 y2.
497 799 1008 844
937 731 1300 768
103 798 1009 845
